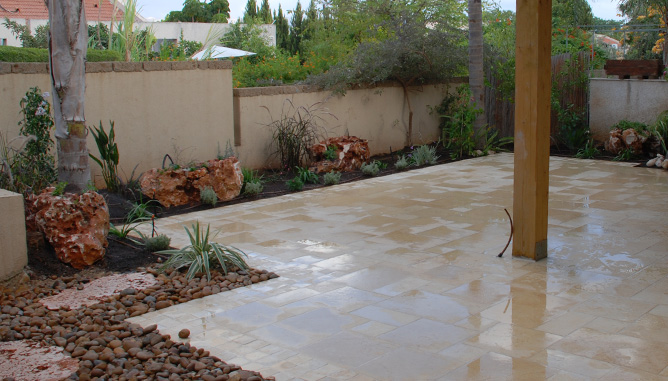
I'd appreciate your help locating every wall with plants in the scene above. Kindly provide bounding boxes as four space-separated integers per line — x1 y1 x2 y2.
590 79 668 142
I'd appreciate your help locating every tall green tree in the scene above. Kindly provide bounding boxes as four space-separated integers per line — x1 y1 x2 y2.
302 0 319 42
243 0 258 22
552 0 593 27
182 0 210 22
208 0 230 22
48 0 91 189
275 5 290 51
258 0 272 23
289 1 304 55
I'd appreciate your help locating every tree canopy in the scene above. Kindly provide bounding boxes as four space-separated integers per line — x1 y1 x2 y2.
165 0 230 23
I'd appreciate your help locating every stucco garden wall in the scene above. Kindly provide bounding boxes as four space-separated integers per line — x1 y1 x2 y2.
590 78 668 141
233 81 463 169
0 189 27 283
1 61 234 187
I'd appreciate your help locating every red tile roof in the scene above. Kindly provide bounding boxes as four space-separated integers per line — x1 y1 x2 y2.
0 0 127 21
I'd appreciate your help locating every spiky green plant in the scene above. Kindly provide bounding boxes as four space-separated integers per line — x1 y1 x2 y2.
158 221 249 281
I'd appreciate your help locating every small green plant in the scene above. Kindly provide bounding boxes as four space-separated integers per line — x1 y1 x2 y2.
650 111 668 155
158 221 250 281
244 181 264 196
361 161 380 176
217 140 236 160
323 171 341 185
286 177 304 191
613 148 635 162
395 155 409 170
89 121 121 193
412 144 439 166
109 202 151 239
323 145 338 161
200 186 218 206
295 166 319 184
131 231 171 252
575 140 600 159
85 181 98 192
52 181 68 196
482 128 514 153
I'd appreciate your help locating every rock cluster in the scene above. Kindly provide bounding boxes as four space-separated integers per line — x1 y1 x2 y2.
604 128 647 155
0 266 278 380
140 158 243 208
25 189 110 269
310 136 370 173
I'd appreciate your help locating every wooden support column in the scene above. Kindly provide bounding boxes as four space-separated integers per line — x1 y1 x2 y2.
512 0 552 260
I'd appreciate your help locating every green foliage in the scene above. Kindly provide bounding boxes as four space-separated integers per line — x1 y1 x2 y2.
411 145 439 166
483 10 516 102
611 120 650 131
243 181 264 196
482 127 514 153
552 0 594 27
89 121 121 193
266 100 330 169
436 85 482 159
551 27 608 68
286 177 305 191
2 18 48 48
295 166 319 184
575 140 600 159
323 145 338 161
200 186 218 206
165 0 230 23
222 21 274 59
551 57 591 152
88 23 111 50
218 140 236 160
0 88 57 194
137 233 172 252
323 171 341 185
52 182 68 196
158 221 249 281
232 51 335 88
394 155 409 170
109 206 150 239
0 46 121 62
361 161 380 176
651 111 668 155
613 148 635 161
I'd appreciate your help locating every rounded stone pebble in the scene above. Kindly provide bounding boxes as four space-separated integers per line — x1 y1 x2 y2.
178 329 190 339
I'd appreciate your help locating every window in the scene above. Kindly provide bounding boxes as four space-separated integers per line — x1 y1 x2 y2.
1 39 7 46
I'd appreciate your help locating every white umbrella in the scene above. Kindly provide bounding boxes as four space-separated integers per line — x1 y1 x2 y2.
191 45 256 60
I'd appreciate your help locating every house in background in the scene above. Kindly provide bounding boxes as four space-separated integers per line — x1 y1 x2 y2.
0 0 275 51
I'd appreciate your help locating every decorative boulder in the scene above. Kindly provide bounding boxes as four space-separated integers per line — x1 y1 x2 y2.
25 189 110 269
622 128 646 155
310 136 370 173
604 128 624 155
139 157 243 208
605 128 647 155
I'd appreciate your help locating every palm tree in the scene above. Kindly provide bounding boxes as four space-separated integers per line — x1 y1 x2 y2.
468 0 486 148
48 0 90 190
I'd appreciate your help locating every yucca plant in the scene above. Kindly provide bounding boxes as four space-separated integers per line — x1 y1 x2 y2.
158 221 249 281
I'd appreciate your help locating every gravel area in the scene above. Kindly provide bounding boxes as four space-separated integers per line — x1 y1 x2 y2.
0 265 279 380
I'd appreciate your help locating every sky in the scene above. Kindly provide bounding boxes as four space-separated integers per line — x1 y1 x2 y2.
137 0 626 23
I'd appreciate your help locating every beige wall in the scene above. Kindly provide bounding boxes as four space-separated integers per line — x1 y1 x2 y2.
234 81 463 169
0 189 27 282
590 78 668 141
1 61 234 187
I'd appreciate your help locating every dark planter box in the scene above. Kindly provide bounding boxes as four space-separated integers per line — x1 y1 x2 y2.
604 59 663 79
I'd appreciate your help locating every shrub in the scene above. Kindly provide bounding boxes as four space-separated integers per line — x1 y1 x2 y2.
395 155 409 170
412 145 439 166
436 85 481 159
131 232 172 252
158 221 249 281
200 186 218 206
243 181 263 196
611 120 649 131
323 171 341 185
0 46 121 62
286 177 304 191
361 161 380 176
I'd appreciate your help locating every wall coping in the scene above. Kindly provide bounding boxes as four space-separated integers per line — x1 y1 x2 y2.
233 77 467 97
0 60 232 75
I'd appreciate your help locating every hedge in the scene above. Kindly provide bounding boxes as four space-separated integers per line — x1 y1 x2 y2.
0 46 122 62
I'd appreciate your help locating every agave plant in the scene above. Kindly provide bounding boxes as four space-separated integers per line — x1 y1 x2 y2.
158 221 249 281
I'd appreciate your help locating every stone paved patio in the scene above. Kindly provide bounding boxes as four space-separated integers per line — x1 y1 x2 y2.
130 153 668 380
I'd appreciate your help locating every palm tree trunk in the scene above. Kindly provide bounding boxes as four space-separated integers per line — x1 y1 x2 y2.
48 0 91 190
468 0 486 149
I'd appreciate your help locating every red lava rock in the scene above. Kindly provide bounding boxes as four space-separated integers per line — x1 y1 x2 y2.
0 340 79 381
310 136 370 173
139 157 243 208
178 329 191 339
25 189 110 269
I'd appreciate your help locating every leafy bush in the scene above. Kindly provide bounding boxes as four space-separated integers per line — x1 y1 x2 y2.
412 145 439 166
265 100 332 169
200 186 218 206
286 177 304 191
0 46 121 62
575 140 600 159
323 171 341 185
361 161 380 177
394 155 409 170
158 221 250 281
243 181 263 196
295 166 319 184
89 121 120 193
436 85 482 159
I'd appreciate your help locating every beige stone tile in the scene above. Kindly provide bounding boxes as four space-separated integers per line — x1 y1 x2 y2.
599 366 668 380
550 327 668 374
529 349 616 378
357 347 464 380
378 318 475 352
479 289 577 329
570 294 656 322
536 311 597 336
621 313 668 344
440 352 558 381
438 342 489 364
467 323 562 359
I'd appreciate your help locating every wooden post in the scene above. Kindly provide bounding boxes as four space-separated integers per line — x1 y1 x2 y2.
512 0 552 260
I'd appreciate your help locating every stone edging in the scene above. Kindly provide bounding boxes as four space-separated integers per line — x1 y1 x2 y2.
0 60 232 75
